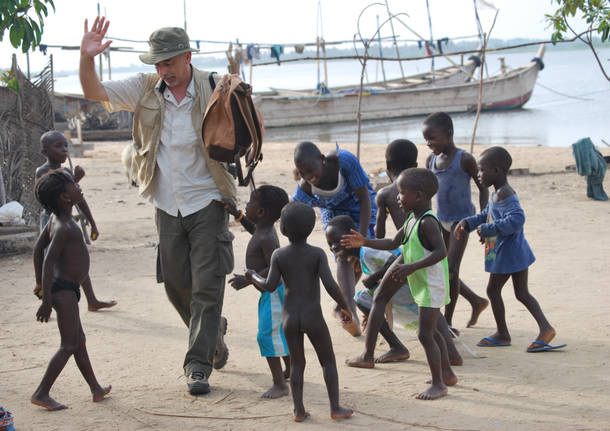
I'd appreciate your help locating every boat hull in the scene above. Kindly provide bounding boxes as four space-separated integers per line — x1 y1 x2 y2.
255 50 544 128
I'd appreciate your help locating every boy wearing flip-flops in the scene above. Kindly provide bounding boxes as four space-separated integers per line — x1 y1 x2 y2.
455 147 566 353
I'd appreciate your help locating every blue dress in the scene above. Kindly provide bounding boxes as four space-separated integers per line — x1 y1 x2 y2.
292 149 377 237
464 192 535 274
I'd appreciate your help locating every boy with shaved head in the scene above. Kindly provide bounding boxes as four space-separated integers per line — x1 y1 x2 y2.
35 130 116 312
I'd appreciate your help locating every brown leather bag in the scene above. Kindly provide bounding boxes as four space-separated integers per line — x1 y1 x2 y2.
202 74 263 187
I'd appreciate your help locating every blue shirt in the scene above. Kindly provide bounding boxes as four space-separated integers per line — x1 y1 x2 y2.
293 149 377 236
464 192 535 274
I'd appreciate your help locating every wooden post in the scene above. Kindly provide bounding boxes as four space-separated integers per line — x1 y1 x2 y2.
0 163 6 206
107 49 112 80
76 118 83 145
49 54 54 95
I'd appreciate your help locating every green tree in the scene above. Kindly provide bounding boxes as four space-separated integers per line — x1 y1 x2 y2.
546 0 610 81
0 0 55 53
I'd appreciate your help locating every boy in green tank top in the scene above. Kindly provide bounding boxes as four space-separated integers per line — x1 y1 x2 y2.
341 168 457 400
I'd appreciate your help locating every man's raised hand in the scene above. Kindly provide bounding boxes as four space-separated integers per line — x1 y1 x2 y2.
81 17 112 58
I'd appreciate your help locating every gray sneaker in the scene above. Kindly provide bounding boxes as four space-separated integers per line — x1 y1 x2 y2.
187 371 210 395
213 317 229 370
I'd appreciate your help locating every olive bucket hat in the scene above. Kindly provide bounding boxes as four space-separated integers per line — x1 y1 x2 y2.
139 27 197 64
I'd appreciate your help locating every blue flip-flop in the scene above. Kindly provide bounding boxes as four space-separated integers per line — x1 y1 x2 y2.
477 336 511 347
526 340 567 353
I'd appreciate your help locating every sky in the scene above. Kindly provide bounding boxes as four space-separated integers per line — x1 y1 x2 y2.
0 0 573 73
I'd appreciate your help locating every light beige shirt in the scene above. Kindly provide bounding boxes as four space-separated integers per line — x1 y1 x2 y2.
102 73 221 217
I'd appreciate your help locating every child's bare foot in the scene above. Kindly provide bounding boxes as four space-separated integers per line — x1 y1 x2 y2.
92 385 111 402
88 300 117 312
293 410 310 422
31 393 68 411
467 298 489 327
375 346 410 363
526 328 556 351
415 383 448 400
345 354 374 368
331 406 353 420
261 383 289 399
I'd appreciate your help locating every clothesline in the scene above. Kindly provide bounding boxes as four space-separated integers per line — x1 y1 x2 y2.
106 34 481 48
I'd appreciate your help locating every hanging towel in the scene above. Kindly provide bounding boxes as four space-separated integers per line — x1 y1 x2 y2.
424 41 433 56
270 45 283 65
572 137 608 201
294 44 305 54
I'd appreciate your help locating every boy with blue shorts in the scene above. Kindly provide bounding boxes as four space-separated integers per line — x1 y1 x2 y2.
224 186 290 398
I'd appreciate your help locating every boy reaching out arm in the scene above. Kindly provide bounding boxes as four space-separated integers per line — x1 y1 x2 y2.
342 168 458 400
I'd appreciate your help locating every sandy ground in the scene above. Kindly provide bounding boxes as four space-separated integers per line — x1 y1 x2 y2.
1 140 610 431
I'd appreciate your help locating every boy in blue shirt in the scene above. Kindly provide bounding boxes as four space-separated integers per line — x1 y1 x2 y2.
456 147 566 352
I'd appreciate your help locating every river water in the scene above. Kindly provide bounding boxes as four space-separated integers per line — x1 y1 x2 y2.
54 46 609 147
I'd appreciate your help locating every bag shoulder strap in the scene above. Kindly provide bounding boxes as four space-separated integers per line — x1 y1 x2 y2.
209 72 217 90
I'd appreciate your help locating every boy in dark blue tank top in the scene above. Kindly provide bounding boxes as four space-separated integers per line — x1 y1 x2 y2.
423 112 489 333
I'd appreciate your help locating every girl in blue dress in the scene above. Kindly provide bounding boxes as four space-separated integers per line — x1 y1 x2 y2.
292 141 377 335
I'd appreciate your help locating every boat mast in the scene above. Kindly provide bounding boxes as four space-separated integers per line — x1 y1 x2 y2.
425 0 435 81
316 0 329 91
376 14 387 84
384 0 405 81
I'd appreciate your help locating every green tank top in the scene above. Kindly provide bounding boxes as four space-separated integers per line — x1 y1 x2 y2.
401 210 450 308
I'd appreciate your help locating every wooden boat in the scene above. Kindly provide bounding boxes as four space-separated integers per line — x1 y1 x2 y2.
254 45 545 128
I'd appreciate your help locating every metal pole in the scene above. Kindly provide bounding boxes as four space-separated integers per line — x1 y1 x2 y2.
183 0 187 32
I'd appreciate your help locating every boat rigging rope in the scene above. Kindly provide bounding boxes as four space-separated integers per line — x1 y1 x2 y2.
535 81 595 101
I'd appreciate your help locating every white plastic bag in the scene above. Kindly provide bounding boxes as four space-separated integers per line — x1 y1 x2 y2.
0 201 25 224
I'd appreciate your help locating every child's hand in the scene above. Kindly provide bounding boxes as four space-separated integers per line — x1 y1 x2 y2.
90 224 99 241
476 226 484 244
73 165 85 182
36 302 52 322
33 284 42 300
228 273 250 290
390 263 414 282
340 229 365 249
340 309 352 323
221 198 239 217
454 220 468 240
361 274 377 290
